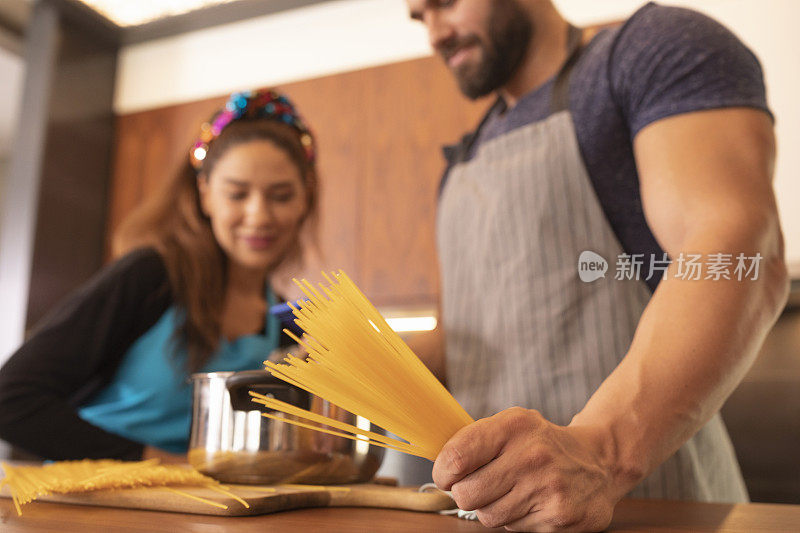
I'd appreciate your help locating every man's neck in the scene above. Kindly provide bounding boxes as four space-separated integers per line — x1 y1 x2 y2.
498 10 571 108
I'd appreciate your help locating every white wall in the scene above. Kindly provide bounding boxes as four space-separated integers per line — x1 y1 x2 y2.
114 0 430 114
0 46 23 155
0 158 5 204
0 46 25 364
0 46 24 461
116 0 800 274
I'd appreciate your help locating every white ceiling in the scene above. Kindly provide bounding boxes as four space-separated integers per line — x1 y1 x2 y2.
0 46 23 159
76 0 242 27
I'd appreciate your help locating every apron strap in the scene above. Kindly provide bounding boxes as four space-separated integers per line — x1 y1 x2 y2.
442 97 506 164
439 97 506 196
550 24 585 114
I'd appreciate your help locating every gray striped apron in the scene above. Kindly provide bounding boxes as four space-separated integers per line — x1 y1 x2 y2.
436 27 748 503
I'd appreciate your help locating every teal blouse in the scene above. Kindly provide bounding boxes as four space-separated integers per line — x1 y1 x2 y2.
78 287 279 453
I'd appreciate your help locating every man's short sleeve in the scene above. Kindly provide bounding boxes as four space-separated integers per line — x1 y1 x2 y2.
609 3 772 137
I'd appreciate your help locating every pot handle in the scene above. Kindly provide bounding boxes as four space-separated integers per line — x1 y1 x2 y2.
225 370 311 412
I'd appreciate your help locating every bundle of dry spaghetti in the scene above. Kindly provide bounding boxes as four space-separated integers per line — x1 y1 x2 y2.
252 270 474 461
0 459 248 515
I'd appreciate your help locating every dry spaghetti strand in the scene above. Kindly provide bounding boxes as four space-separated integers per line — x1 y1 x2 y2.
260 271 474 461
0 459 249 516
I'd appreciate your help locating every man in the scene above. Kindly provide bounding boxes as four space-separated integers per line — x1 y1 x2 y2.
405 0 788 531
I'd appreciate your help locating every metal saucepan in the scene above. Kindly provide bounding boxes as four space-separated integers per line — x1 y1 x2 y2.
188 370 384 485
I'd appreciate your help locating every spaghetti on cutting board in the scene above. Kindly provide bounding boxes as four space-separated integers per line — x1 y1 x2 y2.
254 270 474 461
0 459 248 515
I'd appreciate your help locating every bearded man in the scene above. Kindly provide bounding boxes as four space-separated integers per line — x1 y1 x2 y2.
404 1 789 531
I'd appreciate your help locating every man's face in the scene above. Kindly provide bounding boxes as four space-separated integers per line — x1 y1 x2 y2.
407 0 532 99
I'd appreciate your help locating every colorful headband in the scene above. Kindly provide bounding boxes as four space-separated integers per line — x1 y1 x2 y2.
190 89 316 170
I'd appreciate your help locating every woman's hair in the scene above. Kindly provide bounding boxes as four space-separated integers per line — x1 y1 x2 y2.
113 96 318 373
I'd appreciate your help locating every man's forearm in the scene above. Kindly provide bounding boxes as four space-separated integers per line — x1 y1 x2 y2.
571 225 789 495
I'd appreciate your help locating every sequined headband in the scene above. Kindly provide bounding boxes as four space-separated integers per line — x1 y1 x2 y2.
190 89 315 170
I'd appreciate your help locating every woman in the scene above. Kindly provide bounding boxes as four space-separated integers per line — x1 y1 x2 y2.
0 89 317 461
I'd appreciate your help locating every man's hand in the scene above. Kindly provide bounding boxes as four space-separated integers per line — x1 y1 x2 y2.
433 407 625 532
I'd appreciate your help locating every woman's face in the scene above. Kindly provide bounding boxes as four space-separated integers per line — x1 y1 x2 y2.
198 139 309 273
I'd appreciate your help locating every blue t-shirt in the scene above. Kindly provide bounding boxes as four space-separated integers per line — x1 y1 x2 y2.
445 2 771 291
78 288 280 453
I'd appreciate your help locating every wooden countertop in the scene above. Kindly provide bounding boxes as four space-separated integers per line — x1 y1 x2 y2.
2 498 800 532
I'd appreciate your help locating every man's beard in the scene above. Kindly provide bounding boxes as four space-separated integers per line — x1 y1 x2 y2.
440 0 533 100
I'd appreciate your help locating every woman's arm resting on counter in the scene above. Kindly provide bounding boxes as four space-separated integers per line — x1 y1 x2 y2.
0 249 171 460
431 108 789 531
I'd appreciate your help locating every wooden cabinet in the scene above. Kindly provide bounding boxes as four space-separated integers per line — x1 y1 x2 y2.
107 57 488 307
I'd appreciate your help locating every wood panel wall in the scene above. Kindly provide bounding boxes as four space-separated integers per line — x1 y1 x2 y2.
108 56 489 307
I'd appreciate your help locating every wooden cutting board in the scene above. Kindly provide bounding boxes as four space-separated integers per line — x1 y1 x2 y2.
0 482 455 517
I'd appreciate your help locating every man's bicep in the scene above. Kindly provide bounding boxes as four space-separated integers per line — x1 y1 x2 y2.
632 108 777 255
